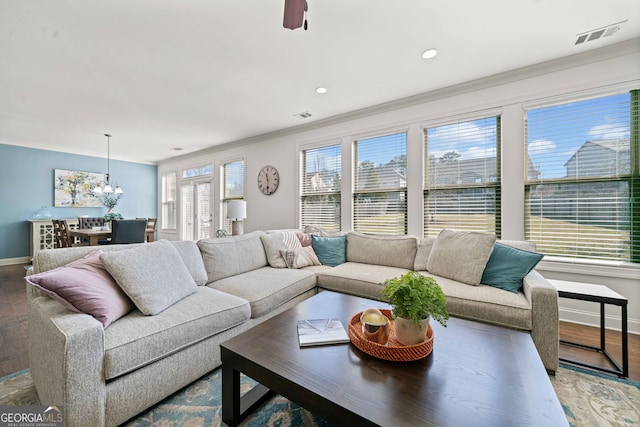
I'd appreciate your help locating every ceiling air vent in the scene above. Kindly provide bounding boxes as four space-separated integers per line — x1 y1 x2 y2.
575 20 626 45
294 111 313 119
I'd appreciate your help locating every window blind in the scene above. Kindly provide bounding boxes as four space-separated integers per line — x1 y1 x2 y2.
161 172 176 230
300 144 341 231
424 117 501 237
353 132 407 235
525 91 638 262
222 159 245 233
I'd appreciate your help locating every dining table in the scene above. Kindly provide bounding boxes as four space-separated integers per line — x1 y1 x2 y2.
69 228 156 246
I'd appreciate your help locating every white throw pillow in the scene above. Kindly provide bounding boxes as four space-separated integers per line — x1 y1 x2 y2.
426 229 496 286
100 241 197 315
260 232 302 268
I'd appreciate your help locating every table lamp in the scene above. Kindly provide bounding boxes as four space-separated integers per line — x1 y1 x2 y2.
227 200 247 236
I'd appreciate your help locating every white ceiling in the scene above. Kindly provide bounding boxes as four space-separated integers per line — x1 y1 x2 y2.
1 0 639 164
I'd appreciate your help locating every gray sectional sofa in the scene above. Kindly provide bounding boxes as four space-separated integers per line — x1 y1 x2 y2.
26 229 558 426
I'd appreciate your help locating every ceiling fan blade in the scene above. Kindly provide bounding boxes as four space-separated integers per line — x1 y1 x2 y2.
283 0 305 30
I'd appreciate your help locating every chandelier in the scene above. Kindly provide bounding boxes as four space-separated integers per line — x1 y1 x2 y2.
93 134 123 195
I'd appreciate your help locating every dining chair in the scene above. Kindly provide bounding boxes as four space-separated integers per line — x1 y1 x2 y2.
100 219 147 245
137 217 158 242
146 218 157 230
55 220 76 248
77 217 106 244
78 217 105 229
52 220 66 248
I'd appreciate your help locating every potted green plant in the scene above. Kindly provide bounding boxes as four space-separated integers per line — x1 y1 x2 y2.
102 193 123 223
382 271 449 345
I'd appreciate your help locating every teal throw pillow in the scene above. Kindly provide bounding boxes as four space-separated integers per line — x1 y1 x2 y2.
480 243 544 293
311 234 346 267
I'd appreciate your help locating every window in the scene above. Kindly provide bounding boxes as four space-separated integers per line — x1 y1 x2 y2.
525 91 638 263
161 171 176 230
300 144 341 231
353 132 407 235
222 159 245 233
182 165 212 179
424 117 501 237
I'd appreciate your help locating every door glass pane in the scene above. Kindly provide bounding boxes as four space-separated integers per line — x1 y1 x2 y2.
197 182 211 240
181 184 194 240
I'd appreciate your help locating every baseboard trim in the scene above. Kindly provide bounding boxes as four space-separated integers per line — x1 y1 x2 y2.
0 256 31 266
0 257 30 266
560 307 640 335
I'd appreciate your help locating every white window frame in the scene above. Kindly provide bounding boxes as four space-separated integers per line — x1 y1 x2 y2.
299 142 342 232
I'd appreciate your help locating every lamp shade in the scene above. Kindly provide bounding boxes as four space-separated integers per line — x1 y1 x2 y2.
227 200 247 220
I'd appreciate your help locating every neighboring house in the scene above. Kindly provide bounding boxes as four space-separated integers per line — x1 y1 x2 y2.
355 165 406 191
308 172 329 192
564 139 630 177
529 139 631 225
426 155 540 184
427 157 497 185
305 170 340 192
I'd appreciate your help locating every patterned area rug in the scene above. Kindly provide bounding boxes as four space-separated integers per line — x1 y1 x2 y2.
1 365 638 426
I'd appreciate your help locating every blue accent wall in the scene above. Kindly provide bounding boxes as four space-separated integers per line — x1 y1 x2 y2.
0 144 157 260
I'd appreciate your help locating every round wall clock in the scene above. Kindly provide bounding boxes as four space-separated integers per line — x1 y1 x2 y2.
257 165 279 195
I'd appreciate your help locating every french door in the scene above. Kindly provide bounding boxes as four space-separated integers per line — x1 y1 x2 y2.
180 179 212 240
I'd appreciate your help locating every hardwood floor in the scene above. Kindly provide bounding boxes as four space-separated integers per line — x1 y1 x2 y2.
1 263 638 381
0 263 29 377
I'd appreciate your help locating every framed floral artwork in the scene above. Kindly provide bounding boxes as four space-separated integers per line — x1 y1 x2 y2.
54 169 104 207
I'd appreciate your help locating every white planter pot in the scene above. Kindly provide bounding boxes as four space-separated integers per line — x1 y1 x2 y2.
394 316 430 345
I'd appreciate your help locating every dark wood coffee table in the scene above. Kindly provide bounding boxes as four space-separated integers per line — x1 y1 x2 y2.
221 291 568 426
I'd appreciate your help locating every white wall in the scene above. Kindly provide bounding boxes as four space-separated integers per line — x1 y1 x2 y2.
159 42 640 334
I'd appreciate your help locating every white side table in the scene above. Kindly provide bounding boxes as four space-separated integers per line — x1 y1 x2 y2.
549 279 628 377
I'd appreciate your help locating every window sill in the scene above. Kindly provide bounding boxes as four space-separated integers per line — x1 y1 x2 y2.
537 257 640 280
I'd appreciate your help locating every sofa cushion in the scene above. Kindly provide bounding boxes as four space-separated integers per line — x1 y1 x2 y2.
208 266 316 318
498 240 537 252
423 273 532 331
33 243 148 274
304 225 344 236
346 231 418 270
261 232 302 268
169 240 208 285
103 286 250 380
26 250 134 327
100 241 198 315
427 229 496 286
481 243 544 293
198 231 268 283
280 247 321 268
413 237 436 271
311 234 347 266
316 262 410 301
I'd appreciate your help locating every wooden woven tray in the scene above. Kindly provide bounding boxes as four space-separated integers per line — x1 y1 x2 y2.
348 309 434 362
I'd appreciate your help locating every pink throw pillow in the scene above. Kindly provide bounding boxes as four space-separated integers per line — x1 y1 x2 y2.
296 232 321 247
26 250 134 327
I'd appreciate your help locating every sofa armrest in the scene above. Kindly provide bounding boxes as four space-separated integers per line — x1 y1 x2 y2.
522 270 559 373
29 296 106 427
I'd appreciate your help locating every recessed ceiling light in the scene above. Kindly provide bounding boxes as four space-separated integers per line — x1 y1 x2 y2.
422 48 438 59
315 87 327 94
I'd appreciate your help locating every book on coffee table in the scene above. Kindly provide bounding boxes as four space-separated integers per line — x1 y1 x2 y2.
297 318 350 347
